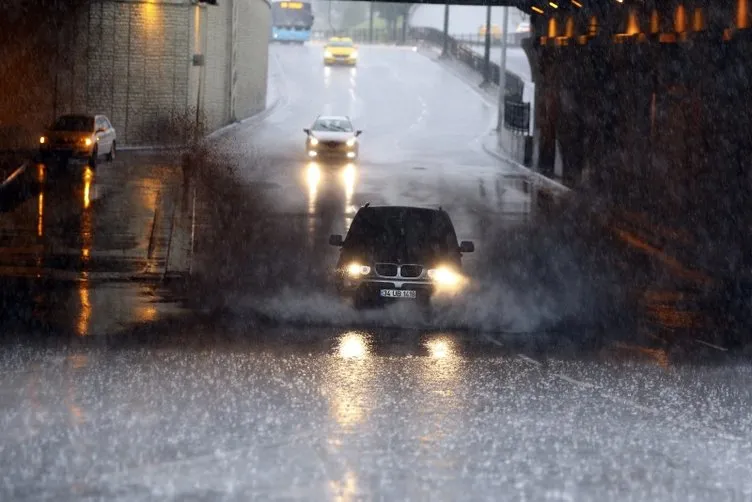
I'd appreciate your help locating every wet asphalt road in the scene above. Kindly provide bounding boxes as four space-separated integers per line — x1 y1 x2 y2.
1 44 752 501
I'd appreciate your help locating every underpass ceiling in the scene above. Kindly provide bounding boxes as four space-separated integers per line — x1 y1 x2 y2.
337 0 531 8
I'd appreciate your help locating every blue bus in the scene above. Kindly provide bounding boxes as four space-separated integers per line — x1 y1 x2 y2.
270 1 314 44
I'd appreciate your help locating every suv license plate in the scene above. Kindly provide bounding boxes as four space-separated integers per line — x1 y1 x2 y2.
380 289 417 299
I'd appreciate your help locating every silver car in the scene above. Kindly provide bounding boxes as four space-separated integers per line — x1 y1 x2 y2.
39 114 117 168
303 115 361 161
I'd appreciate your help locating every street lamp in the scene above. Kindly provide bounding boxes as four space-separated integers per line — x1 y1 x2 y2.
496 6 509 132
482 3 492 85
442 1 449 57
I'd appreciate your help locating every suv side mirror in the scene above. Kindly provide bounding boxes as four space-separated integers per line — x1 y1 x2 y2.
460 241 474 253
303 128 311 135
329 234 344 247
355 130 362 136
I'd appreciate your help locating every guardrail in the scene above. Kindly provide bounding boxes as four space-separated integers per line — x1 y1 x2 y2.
504 98 531 134
409 27 527 101
446 32 528 47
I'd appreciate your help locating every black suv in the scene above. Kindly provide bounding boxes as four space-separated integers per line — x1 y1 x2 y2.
329 205 475 309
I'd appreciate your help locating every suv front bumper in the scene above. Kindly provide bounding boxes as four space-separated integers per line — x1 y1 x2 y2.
338 278 436 307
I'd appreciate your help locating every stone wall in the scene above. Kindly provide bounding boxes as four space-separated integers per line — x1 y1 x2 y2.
51 0 270 146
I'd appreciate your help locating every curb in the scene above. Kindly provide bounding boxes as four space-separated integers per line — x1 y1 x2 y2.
122 52 287 151
480 133 570 194
205 94 283 141
118 93 284 153
415 46 499 110
414 42 567 196
0 265 189 283
118 145 184 152
0 161 28 189
206 51 288 140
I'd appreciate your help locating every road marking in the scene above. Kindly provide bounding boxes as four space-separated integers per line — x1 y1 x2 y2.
695 339 728 352
553 373 594 388
481 333 504 347
517 354 541 366
603 393 659 414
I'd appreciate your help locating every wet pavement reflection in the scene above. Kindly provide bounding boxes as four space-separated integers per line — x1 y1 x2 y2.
1 320 750 500
0 152 190 338
0 154 182 276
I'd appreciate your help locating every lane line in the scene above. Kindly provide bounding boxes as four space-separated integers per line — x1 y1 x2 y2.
550 369 742 441
517 354 541 366
481 333 504 347
695 339 728 352
553 373 594 388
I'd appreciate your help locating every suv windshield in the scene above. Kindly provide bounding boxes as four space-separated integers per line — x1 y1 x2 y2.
51 115 94 132
345 207 459 263
312 118 352 132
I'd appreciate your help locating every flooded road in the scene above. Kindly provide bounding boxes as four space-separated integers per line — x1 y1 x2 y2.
1 44 751 501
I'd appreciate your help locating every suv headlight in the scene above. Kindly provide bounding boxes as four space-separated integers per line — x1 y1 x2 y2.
346 263 371 278
427 266 462 286
310 137 319 146
82 137 93 147
346 137 356 147
39 136 46 144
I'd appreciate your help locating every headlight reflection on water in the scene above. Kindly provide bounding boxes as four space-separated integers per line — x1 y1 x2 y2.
425 336 457 360
337 331 370 360
327 331 373 429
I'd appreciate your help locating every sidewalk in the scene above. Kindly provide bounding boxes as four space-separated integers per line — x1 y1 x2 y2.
480 134 570 195
0 151 189 283
417 44 570 197
417 43 502 107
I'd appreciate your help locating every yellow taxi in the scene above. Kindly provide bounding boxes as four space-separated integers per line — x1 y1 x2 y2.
323 37 358 66
478 24 502 40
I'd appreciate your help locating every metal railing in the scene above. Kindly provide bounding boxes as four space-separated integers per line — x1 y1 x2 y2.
504 98 531 134
409 27 527 104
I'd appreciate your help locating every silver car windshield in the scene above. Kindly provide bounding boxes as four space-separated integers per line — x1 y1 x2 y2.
51 115 94 132
312 118 352 132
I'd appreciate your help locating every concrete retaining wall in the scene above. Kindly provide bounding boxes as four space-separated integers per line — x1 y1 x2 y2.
52 0 270 146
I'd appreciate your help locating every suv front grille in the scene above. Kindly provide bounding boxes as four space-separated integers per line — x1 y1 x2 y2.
375 264 398 277
373 263 424 278
399 265 422 278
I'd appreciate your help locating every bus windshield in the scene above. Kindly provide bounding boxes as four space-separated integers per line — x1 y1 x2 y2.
327 40 353 48
271 1 313 27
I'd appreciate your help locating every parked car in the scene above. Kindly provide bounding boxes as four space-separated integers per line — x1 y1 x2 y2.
39 114 116 168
